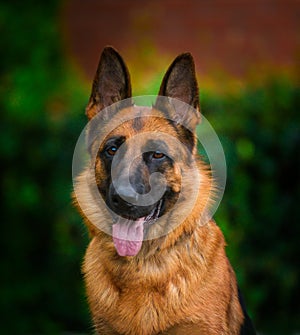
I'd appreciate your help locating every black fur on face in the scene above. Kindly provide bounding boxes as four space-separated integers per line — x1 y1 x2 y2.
95 132 182 222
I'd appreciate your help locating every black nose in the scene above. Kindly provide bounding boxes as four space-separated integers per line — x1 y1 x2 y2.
113 185 138 205
108 183 153 218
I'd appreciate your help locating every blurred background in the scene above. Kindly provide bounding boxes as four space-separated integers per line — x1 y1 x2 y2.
1 0 299 334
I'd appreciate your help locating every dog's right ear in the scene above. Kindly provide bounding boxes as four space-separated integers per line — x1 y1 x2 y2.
85 46 132 120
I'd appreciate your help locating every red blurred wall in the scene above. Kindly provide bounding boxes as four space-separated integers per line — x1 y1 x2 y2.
63 0 300 81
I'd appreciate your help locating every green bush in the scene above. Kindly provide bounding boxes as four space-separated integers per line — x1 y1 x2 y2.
0 1 90 334
202 80 300 334
1 1 299 334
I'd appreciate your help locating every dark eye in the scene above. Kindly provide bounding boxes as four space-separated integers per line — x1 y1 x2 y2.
106 146 118 156
152 151 165 159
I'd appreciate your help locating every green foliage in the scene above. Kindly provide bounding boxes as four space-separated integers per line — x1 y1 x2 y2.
202 79 300 334
0 1 90 334
1 1 299 334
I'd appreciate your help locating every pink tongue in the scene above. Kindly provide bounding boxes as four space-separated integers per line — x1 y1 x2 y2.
112 218 145 256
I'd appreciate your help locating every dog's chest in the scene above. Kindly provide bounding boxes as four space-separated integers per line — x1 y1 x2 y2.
89 265 193 335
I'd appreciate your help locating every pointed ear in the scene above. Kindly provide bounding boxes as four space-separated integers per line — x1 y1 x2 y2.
86 46 132 120
156 53 200 129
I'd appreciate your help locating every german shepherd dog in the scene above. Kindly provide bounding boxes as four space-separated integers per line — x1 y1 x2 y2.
74 47 256 335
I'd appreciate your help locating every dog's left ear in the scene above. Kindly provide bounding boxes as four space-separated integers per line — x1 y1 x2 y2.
156 53 200 130
86 46 132 120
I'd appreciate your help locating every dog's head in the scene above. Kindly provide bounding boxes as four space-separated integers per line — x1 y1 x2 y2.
76 47 212 257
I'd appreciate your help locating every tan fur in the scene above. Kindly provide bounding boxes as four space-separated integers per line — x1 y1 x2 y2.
73 48 245 335
74 108 244 335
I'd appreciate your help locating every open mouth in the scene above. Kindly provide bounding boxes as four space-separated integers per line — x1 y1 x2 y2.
112 200 162 257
